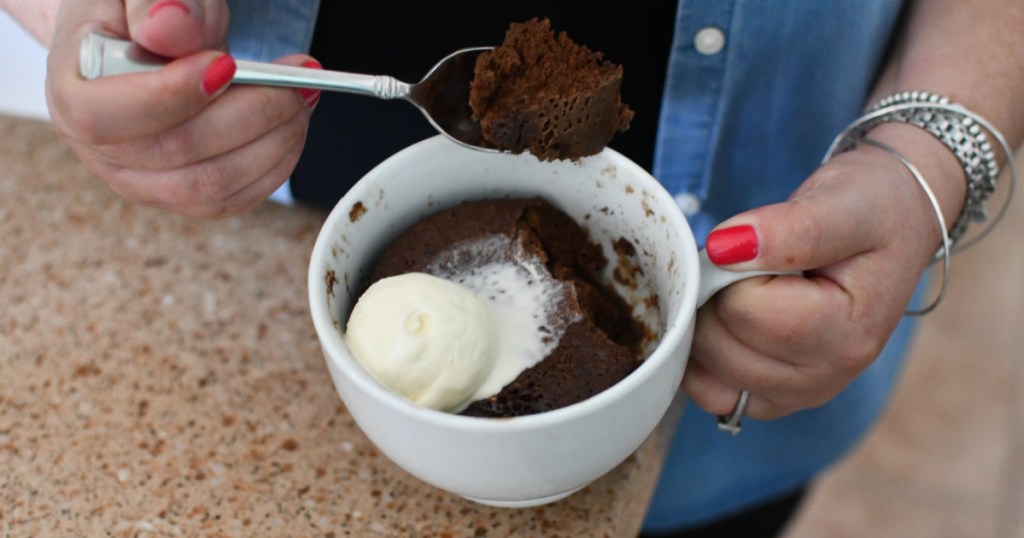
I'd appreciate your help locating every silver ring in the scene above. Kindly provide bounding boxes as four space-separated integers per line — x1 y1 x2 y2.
717 390 750 435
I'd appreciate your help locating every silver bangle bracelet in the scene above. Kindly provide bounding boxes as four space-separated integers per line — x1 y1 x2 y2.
825 91 1017 256
860 137 951 316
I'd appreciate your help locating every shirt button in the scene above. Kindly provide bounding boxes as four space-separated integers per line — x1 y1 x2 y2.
694 26 726 55
674 193 702 216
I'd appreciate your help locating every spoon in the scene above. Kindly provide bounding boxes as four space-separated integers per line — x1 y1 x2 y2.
78 32 494 151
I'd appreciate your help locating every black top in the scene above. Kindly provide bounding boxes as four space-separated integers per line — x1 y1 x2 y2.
290 1 678 210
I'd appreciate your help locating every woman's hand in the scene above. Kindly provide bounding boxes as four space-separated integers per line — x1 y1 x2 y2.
684 125 965 420
45 0 321 218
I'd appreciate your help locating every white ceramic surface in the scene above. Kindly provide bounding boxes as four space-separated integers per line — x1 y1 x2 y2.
309 136 722 506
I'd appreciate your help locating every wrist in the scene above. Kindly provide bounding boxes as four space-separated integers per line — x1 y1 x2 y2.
863 122 967 231
837 130 947 267
826 89 1015 278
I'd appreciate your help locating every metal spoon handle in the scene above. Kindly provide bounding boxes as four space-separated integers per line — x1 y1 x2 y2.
233 62 408 99
78 32 410 100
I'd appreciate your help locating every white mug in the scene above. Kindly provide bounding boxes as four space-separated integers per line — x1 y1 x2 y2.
308 136 770 507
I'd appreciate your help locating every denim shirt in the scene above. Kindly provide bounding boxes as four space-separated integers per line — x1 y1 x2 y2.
228 0 913 530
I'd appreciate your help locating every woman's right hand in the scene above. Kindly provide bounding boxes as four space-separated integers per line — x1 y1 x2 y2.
46 0 321 218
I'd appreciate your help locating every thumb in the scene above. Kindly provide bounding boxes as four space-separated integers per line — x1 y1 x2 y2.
705 176 890 273
126 0 230 58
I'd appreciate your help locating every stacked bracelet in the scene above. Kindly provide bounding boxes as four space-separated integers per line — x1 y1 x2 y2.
868 91 997 246
825 91 1016 255
824 91 1018 314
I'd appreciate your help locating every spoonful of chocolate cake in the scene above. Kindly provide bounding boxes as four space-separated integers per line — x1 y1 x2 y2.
470 18 634 161
78 17 632 160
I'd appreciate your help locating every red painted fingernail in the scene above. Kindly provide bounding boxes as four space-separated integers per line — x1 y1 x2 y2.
202 54 236 96
706 225 759 265
298 60 323 104
149 0 191 17
306 92 321 110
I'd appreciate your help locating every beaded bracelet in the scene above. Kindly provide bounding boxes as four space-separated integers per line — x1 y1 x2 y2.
825 91 1017 256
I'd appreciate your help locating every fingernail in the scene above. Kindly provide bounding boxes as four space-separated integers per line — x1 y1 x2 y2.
706 225 759 265
298 60 323 105
202 54 236 96
306 92 321 110
149 0 191 17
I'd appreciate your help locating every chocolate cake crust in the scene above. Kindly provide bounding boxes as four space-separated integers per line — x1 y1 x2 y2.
469 18 634 161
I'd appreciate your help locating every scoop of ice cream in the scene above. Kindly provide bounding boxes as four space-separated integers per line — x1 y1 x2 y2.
344 272 498 412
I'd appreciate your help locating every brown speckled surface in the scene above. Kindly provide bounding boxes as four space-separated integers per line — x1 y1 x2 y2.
0 116 672 537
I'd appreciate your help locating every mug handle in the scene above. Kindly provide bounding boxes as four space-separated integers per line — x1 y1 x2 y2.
696 249 797 307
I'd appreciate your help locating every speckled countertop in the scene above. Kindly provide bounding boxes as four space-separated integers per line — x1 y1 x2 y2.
0 115 675 537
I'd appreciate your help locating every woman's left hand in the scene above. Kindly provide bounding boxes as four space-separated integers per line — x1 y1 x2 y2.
684 132 962 420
